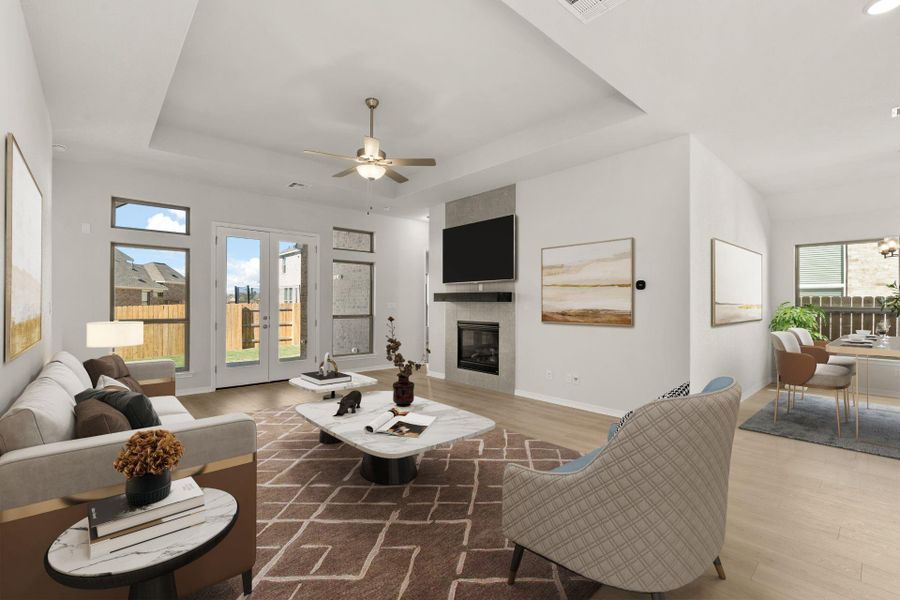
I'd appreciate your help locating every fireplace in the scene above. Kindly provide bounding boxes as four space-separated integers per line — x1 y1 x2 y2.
457 321 500 375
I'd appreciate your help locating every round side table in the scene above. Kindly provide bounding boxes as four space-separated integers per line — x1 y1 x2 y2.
45 487 239 600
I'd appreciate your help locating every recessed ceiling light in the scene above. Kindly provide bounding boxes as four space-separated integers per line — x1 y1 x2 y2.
892 106 900 118
288 182 306 188
52 143 68 152
864 0 900 15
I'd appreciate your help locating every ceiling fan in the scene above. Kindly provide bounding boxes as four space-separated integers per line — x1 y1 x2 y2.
304 97 436 183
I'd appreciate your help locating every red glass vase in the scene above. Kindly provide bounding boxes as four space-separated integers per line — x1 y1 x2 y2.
393 375 414 406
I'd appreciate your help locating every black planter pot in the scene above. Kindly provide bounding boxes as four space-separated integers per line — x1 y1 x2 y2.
125 470 172 507
393 376 415 407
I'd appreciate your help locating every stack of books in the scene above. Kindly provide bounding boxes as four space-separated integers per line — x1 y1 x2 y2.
300 371 352 385
87 477 206 558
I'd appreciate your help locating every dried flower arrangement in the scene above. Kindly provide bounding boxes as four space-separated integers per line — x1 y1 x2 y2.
113 429 185 479
385 316 423 378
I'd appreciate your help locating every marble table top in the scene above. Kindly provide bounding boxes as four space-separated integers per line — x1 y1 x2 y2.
288 371 378 394
826 335 900 359
47 488 236 578
295 391 495 459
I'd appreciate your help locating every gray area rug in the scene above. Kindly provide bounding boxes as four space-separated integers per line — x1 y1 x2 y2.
739 392 900 459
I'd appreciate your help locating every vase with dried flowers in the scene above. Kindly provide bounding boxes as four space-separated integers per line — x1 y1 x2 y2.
113 429 185 507
385 316 423 406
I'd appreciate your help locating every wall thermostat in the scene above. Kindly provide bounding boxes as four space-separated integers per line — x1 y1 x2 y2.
635 280 646 290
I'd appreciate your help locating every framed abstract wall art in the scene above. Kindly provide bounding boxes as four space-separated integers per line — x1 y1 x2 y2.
541 237 634 326
5 133 43 361
711 238 763 326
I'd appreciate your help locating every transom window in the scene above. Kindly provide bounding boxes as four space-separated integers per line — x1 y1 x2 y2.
112 197 189 235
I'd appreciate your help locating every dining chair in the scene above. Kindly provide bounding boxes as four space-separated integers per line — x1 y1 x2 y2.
770 331 852 435
788 327 861 407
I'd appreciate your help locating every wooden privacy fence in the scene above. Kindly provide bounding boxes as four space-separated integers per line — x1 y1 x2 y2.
113 303 302 360
225 303 302 350
800 295 898 338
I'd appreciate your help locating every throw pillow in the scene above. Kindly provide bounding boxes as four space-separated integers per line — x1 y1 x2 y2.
613 381 691 439
74 399 131 438
75 388 161 429
83 354 144 393
96 374 130 391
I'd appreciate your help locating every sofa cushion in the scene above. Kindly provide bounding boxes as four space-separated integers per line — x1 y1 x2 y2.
38 361 91 397
808 364 852 388
96 374 130 391
50 350 93 390
75 388 161 429
74 399 131 438
150 396 191 417
83 354 143 393
0 378 76 453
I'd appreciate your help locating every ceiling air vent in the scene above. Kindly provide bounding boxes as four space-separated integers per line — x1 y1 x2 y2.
558 0 629 23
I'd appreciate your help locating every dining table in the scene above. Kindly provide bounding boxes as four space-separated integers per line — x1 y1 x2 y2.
825 335 900 439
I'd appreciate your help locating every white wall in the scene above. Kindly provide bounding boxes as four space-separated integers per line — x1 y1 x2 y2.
426 206 446 377
770 188 900 397
0 1 53 411
689 139 771 398
513 137 691 415
52 160 427 394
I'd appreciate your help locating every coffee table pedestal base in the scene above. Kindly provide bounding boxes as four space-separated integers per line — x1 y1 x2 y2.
319 430 340 444
129 573 176 600
360 454 417 485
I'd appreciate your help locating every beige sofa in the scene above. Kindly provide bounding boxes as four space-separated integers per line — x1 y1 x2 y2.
0 351 257 599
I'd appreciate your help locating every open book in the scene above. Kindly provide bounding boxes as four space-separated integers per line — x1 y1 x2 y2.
364 408 435 438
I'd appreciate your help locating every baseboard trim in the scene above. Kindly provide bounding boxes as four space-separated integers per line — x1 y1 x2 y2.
427 370 446 380
513 388 627 419
350 363 396 374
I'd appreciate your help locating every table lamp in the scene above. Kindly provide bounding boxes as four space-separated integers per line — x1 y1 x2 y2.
85 321 144 350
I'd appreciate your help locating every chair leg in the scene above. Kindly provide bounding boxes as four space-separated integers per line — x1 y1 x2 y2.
714 556 726 580
774 380 780 423
242 570 253 595
843 388 850 422
649 594 666 600
834 389 842 437
508 544 525 585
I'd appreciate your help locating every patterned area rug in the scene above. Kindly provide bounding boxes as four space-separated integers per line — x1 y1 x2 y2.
189 406 600 600
739 392 900 459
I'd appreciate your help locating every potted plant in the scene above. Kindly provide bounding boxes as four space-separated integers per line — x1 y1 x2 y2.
385 316 423 406
769 302 827 341
113 429 185 506
878 281 900 335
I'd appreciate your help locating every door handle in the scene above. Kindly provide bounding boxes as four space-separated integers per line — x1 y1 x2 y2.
262 324 269 329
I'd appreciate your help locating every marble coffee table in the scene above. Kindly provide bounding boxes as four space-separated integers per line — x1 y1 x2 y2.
45 488 242 599
295 391 495 484
288 371 378 400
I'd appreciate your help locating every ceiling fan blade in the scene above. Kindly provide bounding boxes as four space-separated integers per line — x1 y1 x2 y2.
304 150 359 162
383 167 408 183
332 165 359 178
379 158 436 167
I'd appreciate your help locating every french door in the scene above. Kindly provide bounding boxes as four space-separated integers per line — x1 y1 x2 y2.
215 226 318 387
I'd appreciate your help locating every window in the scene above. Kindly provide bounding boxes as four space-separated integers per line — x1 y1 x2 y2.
112 197 189 235
111 243 190 370
332 260 373 356
796 239 899 301
333 227 374 252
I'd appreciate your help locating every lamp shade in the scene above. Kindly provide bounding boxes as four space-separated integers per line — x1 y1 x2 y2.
356 164 386 181
86 321 144 348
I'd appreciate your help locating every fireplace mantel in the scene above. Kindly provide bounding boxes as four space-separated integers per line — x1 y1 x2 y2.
433 292 513 303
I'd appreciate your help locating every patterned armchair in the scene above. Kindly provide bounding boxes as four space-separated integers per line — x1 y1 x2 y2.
502 378 741 600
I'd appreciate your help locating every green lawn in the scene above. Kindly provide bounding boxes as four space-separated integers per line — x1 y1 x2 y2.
226 345 302 363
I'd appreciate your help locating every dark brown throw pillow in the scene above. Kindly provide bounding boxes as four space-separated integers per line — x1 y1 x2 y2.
75 388 161 429
74 399 131 438
83 354 143 393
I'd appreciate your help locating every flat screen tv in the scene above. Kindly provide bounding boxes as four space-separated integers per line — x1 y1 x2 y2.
442 215 516 284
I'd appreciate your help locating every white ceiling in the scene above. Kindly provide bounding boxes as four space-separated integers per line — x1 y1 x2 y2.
20 0 900 220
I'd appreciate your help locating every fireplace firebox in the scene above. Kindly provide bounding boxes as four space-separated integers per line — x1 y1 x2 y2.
457 321 500 375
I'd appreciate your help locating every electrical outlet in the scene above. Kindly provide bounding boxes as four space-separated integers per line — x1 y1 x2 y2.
545 369 553 380
572 374 580 385
565 373 573 384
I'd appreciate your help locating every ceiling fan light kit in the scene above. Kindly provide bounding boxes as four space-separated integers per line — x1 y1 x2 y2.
305 97 436 184
864 0 900 15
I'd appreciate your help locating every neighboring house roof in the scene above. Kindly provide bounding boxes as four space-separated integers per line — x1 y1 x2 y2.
113 248 168 291
280 244 302 258
144 262 185 285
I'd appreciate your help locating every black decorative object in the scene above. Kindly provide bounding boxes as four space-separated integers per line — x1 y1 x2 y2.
636 280 646 290
334 391 362 416
385 316 423 406
433 292 513 303
125 470 172 507
393 376 415 407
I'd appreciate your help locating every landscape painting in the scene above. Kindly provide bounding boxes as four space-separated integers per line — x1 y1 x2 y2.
542 237 633 326
5 134 43 361
712 238 762 326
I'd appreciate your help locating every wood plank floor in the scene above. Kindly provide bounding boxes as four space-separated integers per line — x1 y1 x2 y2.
182 372 900 600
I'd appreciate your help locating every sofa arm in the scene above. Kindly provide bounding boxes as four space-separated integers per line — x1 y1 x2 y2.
127 359 176 396
0 413 256 513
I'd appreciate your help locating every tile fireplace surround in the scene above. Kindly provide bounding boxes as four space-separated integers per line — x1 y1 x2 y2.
444 297 515 393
